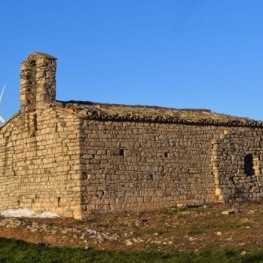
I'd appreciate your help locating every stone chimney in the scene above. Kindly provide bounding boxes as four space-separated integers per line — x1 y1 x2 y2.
20 52 57 112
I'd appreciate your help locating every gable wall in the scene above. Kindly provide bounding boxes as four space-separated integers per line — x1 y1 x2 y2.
0 106 82 218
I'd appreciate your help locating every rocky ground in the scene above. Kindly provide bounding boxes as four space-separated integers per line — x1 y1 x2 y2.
1 203 263 253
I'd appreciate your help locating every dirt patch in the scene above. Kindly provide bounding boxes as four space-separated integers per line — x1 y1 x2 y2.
1 203 263 252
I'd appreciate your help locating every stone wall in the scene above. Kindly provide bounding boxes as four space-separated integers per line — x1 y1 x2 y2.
20 52 56 112
212 127 263 202
0 106 83 218
79 119 263 216
79 120 215 215
0 52 83 219
1 52 263 220
2 110 263 219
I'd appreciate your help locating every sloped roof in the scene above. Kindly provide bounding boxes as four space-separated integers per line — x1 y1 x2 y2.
55 100 263 127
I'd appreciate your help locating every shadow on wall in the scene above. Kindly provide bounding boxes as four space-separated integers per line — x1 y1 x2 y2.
213 131 263 203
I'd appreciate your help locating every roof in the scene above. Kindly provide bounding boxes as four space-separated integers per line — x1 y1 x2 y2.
55 100 263 127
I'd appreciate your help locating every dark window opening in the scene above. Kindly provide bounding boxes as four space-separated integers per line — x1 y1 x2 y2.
57 197 61 207
244 154 255 176
114 148 125 157
244 153 261 176
164 152 168 158
33 114 37 131
30 60 36 67
119 149 125 157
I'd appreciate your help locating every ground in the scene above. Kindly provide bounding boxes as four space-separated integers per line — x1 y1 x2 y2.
0 203 263 253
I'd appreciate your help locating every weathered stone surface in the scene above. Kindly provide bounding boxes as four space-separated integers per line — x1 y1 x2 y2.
1 52 263 219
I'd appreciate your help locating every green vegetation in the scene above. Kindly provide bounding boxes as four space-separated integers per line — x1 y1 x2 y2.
1 238 263 263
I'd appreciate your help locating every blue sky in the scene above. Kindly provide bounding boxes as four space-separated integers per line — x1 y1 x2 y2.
0 1 263 121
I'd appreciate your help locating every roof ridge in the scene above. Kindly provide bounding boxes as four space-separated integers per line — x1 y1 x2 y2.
53 100 263 128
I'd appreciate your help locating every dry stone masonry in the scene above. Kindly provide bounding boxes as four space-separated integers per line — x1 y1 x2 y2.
0 52 263 219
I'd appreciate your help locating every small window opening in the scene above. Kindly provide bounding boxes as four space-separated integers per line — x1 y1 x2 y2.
30 60 36 67
244 153 260 176
164 152 168 158
33 114 37 131
119 149 125 157
57 197 61 207
244 154 254 176
114 148 125 157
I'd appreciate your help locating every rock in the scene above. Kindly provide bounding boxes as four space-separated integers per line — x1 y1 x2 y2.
177 204 185 208
222 211 230 215
132 238 139 243
222 209 236 215
216 232 222 236
181 211 191 215
125 240 133 246
30 228 38 233
189 236 196 242
135 220 140 227
0 218 22 228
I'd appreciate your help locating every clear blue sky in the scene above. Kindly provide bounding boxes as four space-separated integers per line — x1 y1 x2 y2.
1 1 263 121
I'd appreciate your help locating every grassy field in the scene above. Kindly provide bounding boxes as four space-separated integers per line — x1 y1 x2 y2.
1 238 263 263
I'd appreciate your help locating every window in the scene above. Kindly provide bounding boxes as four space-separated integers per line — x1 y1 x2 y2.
57 197 61 207
244 153 260 176
119 149 125 157
114 148 125 157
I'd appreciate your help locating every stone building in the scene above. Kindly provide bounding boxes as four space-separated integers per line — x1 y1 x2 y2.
0 52 263 219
